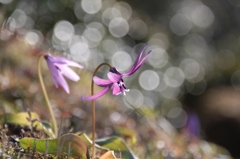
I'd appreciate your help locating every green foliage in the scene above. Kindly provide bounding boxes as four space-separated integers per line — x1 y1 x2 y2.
95 136 137 159
77 132 137 159
0 112 55 138
19 133 88 158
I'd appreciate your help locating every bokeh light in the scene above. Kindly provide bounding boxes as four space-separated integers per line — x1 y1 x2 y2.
109 17 129 38
164 67 185 88
53 20 74 43
81 0 102 14
125 89 144 108
114 2 132 20
167 107 187 128
179 58 200 81
191 4 215 28
170 14 192 36
111 51 132 72
0 0 12 4
139 70 160 91
9 9 27 30
128 19 148 40
102 8 122 26
24 30 43 46
148 47 169 69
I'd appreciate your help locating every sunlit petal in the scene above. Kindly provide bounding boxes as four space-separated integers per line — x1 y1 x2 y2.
56 64 80 81
93 76 112 87
51 56 83 68
55 72 70 94
81 86 111 100
44 53 82 94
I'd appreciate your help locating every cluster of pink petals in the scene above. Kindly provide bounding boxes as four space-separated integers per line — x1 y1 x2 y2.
81 45 152 100
44 44 151 100
44 54 83 94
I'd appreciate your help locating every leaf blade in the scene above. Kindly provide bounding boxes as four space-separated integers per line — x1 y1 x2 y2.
19 133 88 158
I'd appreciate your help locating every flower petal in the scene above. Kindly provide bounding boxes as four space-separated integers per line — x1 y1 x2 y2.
56 64 80 82
125 44 148 75
81 86 111 100
51 56 84 69
93 76 112 87
112 83 121 95
44 53 82 94
55 72 70 94
44 55 59 88
123 49 152 76
107 72 122 83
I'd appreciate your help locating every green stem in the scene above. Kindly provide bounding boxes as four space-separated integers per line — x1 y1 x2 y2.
91 63 112 159
38 54 58 138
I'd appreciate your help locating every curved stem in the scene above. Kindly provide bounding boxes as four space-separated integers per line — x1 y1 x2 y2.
91 63 112 159
38 54 58 138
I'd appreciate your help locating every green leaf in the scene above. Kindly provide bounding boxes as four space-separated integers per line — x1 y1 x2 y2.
0 112 55 138
76 132 138 159
115 126 137 144
19 133 88 158
96 136 138 159
76 132 92 146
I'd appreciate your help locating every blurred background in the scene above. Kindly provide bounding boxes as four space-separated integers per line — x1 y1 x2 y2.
1 0 240 158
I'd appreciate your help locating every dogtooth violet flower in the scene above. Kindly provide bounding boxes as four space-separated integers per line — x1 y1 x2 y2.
44 54 83 94
82 45 152 100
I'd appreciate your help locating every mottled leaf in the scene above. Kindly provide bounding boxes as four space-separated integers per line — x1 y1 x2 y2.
19 133 88 158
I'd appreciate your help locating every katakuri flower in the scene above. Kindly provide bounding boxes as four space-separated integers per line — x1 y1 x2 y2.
82 45 152 100
44 54 83 94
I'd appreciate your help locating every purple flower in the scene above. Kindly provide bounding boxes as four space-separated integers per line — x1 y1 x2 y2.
184 111 200 138
82 45 152 100
44 54 83 94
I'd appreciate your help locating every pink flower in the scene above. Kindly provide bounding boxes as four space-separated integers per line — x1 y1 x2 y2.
44 54 83 93
82 44 152 100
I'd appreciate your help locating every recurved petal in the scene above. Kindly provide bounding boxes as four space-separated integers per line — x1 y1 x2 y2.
123 49 152 76
81 86 111 100
93 76 112 87
125 44 148 75
56 64 80 82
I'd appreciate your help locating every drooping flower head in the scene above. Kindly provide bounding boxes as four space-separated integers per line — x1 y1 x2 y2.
44 54 83 94
82 44 152 100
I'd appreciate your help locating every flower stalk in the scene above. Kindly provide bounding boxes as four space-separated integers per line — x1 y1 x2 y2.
38 54 58 137
90 63 112 159
81 44 152 159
